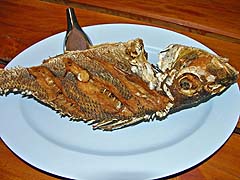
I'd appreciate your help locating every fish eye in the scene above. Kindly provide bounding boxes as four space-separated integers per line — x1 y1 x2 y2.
178 74 201 96
180 78 192 90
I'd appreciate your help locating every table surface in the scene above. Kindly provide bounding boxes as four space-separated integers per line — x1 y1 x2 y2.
0 0 239 179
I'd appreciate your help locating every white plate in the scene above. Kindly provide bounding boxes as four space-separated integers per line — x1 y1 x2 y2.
0 24 239 180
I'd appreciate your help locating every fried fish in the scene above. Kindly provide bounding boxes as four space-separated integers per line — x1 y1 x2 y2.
0 39 238 130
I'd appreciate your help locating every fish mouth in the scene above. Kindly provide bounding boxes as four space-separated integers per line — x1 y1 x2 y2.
211 57 239 86
204 58 239 94
222 62 239 85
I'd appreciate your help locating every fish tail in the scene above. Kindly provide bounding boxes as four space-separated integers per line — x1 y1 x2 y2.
0 67 37 95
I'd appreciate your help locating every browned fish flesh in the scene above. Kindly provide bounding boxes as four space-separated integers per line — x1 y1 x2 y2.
0 39 238 131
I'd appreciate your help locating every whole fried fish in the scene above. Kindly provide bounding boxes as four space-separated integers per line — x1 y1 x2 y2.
0 39 238 131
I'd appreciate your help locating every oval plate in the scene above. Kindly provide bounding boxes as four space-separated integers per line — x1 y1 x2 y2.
0 24 239 180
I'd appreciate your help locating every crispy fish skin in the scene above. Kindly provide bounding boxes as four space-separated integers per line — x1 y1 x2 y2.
0 39 238 131
0 39 170 130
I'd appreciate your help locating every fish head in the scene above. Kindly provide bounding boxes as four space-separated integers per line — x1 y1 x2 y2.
157 44 239 109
